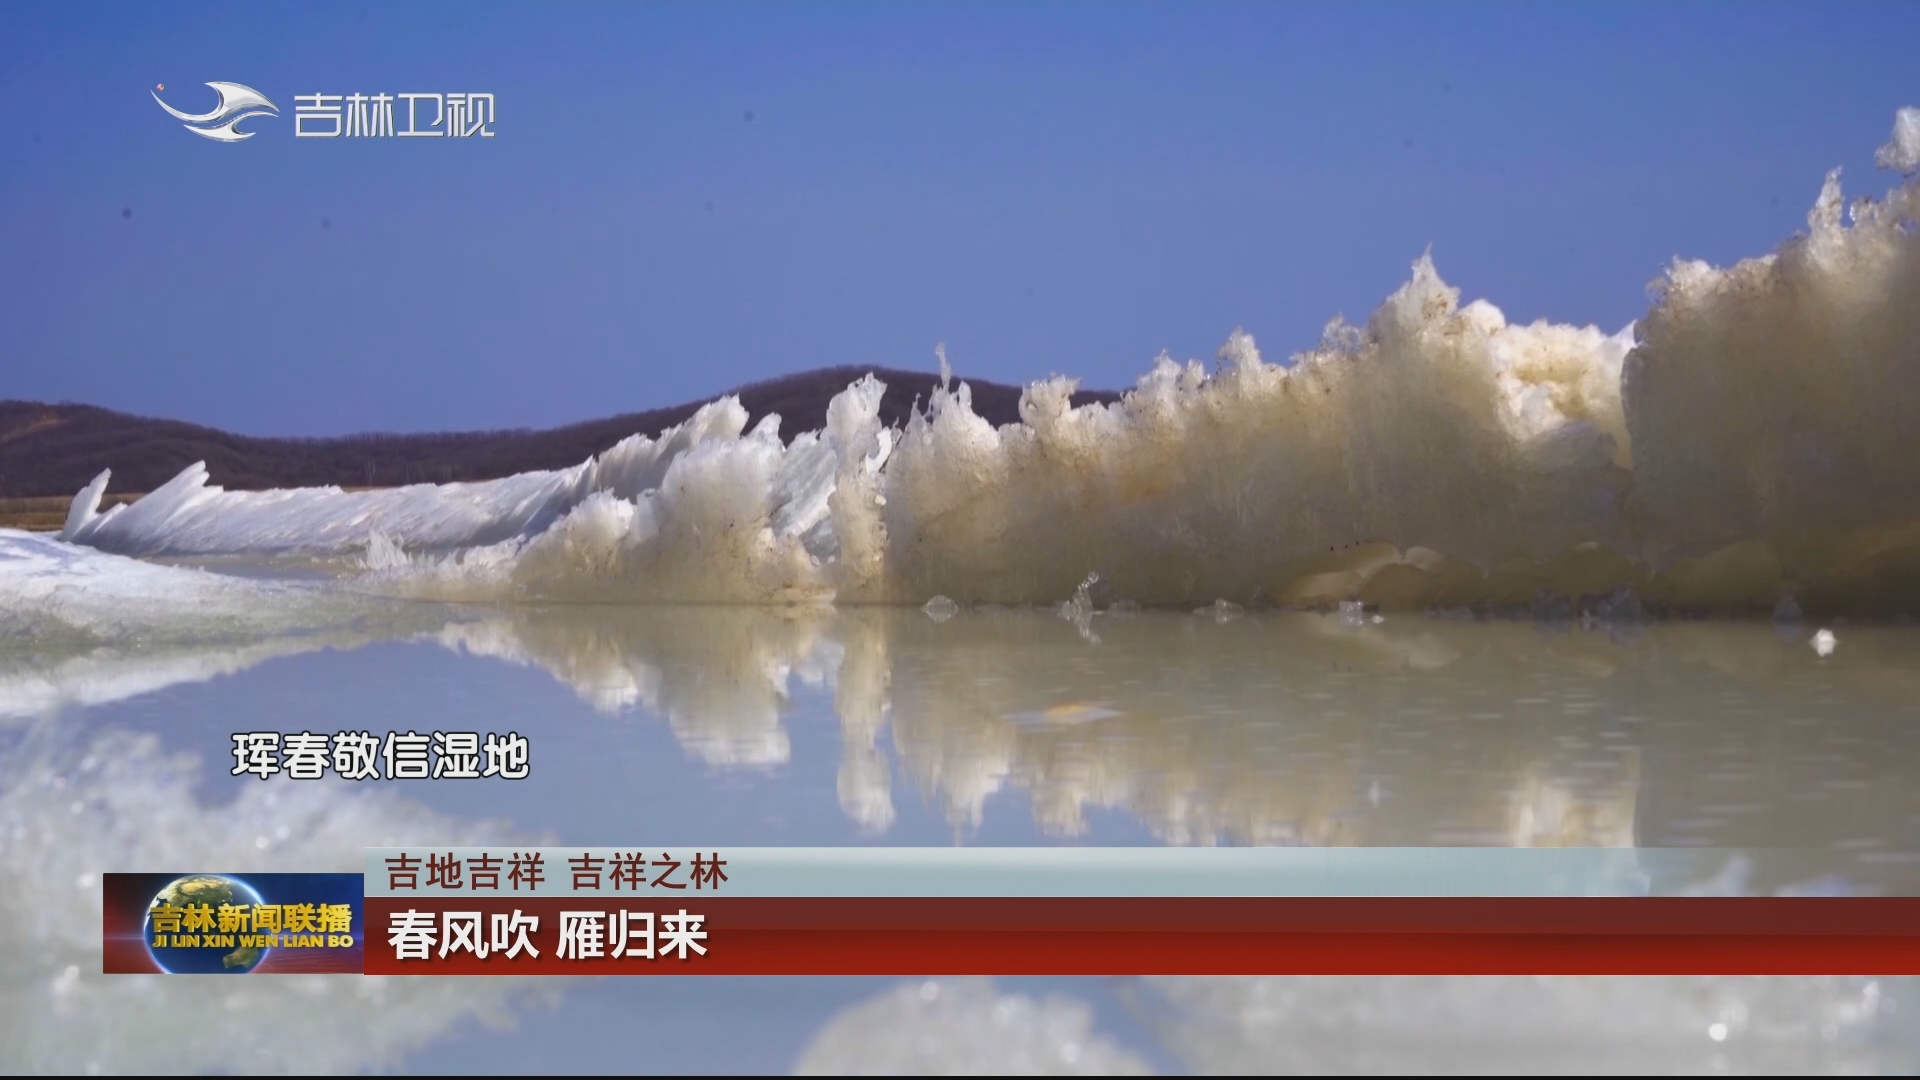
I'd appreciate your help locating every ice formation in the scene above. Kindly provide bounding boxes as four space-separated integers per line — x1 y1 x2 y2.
0 528 399 646
1877 106 1920 176
1625 112 1920 614
32 108 1920 616
868 276 1635 608
1812 627 1839 657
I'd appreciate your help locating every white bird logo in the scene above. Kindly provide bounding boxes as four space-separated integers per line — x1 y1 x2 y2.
152 81 279 142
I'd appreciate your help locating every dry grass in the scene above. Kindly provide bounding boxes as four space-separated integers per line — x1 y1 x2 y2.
0 494 141 532
0 488 394 532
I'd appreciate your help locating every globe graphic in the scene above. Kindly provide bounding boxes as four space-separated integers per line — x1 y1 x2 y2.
143 875 270 974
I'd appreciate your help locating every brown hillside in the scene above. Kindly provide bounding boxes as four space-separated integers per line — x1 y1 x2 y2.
0 367 1120 499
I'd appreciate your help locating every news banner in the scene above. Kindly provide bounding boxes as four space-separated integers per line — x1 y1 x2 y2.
102 849 1920 975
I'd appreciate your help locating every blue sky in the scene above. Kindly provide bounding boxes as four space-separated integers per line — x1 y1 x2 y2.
1 1 1915 436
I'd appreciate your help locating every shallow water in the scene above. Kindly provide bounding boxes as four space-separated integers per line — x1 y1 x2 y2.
4 600 1919 1073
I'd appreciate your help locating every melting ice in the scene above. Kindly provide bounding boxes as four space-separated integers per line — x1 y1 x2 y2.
32 109 1920 617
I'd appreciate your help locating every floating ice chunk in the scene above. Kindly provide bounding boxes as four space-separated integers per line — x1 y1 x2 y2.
793 978 1151 1075
1812 628 1838 657
1059 572 1100 621
1199 599 1243 623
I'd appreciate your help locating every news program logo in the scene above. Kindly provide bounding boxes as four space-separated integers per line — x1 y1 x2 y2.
151 81 280 142
104 872 363 974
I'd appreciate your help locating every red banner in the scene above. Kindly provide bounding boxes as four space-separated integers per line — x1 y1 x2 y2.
365 897 1920 975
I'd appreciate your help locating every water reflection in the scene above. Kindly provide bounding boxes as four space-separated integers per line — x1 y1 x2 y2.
796 978 1153 1075
0 720 552 1074
6 606 1920 1071
0 634 376 721
452 607 1918 885
1133 975 1912 1074
9 607 1919 886
872 609 1650 849
434 607 842 767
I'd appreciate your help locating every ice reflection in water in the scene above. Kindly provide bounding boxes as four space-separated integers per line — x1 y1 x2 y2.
1133 976 1911 1075
4 605 1920 1072
0 722 553 1074
434 607 844 768
796 978 1153 1075
861 610 1920 892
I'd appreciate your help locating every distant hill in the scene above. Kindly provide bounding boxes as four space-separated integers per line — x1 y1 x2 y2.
0 366 1121 498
